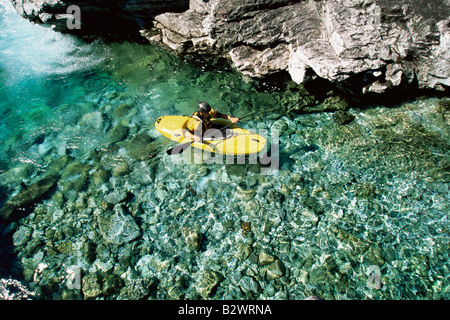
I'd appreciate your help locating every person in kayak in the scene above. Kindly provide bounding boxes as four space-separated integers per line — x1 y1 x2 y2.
184 101 239 142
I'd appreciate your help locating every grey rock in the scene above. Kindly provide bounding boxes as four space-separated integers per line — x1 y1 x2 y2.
82 273 102 299
125 278 153 300
196 270 223 298
12 225 32 247
264 259 286 280
143 0 449 93
1 174 59 221
239 276 260 294
97 205 141 245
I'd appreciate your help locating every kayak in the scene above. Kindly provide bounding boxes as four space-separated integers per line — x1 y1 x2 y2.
155 115 266 155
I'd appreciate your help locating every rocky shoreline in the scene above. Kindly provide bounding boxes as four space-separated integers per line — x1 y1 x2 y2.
10 0 450 94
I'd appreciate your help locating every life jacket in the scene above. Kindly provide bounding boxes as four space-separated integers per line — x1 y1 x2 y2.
189 111 213 133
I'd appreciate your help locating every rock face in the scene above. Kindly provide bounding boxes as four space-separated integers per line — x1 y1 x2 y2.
10 0 189 36
143 0 450 93
11 0 450 93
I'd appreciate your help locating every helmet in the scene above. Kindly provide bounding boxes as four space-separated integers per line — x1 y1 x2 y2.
198 101 211 114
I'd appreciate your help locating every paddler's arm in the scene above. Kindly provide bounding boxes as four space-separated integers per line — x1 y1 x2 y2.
217 111 239 124
184 118 202 142
184 130 201 142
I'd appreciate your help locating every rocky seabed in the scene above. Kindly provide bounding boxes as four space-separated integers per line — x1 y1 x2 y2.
1 94 449 300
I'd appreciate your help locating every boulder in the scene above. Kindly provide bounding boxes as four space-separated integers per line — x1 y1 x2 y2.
121 133 158 161
97 205 141 245
0 174 59 221
195 269 223 298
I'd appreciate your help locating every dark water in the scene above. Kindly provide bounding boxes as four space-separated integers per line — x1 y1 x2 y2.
1 0 449 300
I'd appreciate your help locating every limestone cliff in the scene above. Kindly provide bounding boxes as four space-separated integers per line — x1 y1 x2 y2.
11 0 450 93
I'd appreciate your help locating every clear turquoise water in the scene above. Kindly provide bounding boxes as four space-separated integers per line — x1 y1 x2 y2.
1 0 449 300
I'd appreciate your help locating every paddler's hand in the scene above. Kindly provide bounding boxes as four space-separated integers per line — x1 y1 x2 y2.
192 135 202 142
230 117 239 124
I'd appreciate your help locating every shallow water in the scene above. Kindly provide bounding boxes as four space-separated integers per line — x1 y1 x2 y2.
0 0 449 300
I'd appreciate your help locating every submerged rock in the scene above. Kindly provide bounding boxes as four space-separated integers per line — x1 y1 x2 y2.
0 174 59 221
12 225 32 247
97 205 141 245
82 273 102 299
182 227 202 250
121 133 158 161
196 270 223 298
334 111 355 125
239 276 260 295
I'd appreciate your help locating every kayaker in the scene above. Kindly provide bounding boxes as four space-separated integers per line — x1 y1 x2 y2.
184 102 239 142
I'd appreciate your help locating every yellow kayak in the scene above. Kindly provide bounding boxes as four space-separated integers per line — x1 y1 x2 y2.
155 115 266 155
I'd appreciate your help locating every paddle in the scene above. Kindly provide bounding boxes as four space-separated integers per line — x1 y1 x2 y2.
166 111 258 155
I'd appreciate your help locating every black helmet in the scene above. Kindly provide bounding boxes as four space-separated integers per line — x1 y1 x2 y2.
198 101 211 114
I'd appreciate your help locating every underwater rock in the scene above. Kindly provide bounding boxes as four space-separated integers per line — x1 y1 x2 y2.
91 169 111 186
241 222 251 237
334 111 355 125
97 205 141 245
112 161 130 177
237 243 253 261
82 273 102 299
60 162 93 193
263 259 286 281
12 225 32 247
266 190 285 204
125 278 154 300
302 196 324 215
61 162 93 179
104 189 128 205
79 111 104 131
0 174 59 221
258 250 275 267
0 164 33 188
182 227 201 250
235 187 255 201
195 270 223 298
113 103 134 119
239 276 260 295
121 133 158 161
108 124 129 143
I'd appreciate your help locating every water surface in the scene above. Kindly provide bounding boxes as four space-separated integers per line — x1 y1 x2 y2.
0 0 449 300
